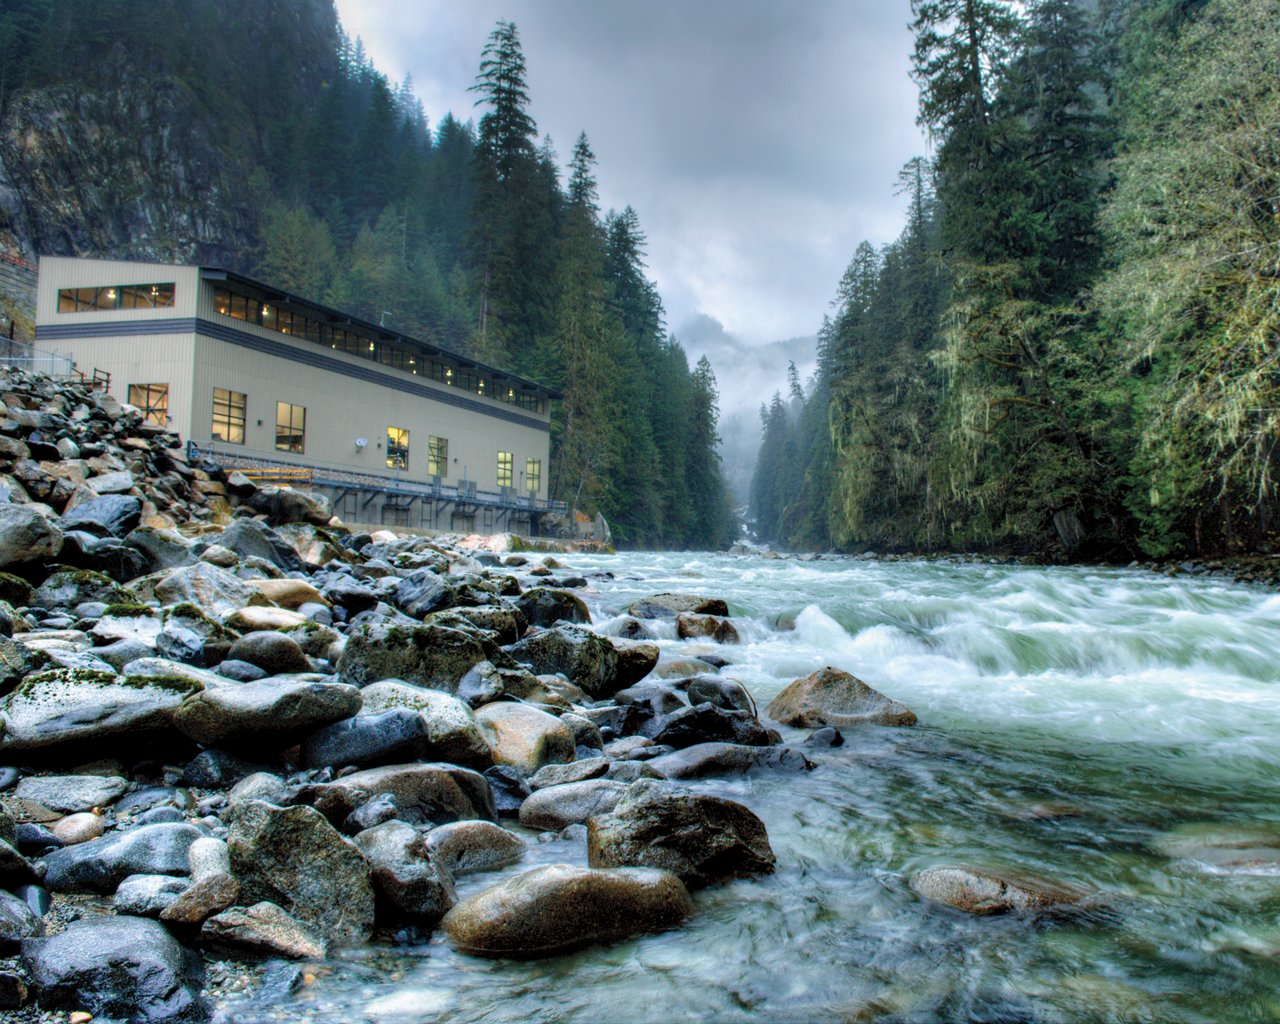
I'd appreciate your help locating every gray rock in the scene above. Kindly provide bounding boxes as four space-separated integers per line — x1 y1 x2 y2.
300 709 430 769
89 469 135 494
181 749 268 789
228 772 287 807
113 873 190 917
909 864 1089 915
515 587 590 627
424 820 526 877
0 505 61 568
0 838 34 887
627 593 728 619
216 518 304 571
519 779 630 831
442 863 692 959
646 742 814 779
32 568 126 610
42 823 203 894
530 757 609 790
0 889 39 952
187 836 230 882
354 819 456 922
216 658 269 682
587 780 776 889
151 562 264 619
225 632 312 675
765 666 917 728
14 774 128 813
173 677 361 751
358 681 491 766
228 801 375 945
675 612 741 644
296 763 496 829
613 640 660 689
686 675 757 716
59 493 142 538
506 625 621 698
87 638 156 672
21 915 207 1022
202 901 327 960
393 569 455 618
245 486 331 527
649 703 774 749
337 623 487 693
125 526 197 573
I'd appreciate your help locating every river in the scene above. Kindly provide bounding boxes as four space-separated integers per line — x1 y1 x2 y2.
223 552 1280 1023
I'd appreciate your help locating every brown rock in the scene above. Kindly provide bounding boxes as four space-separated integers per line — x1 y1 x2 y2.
675 613 741 644
765 666 916 729
202 901 327 960
475 702 574 774
909 864 1088 915
159 873 240 926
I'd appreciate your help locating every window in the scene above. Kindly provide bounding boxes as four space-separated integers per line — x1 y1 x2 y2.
58 282 175 313
128 383 169 427
497 451 513 488
386 426 409 470
276 402 306 454
212 388 246 445
525 457 541 495
428 436 448 478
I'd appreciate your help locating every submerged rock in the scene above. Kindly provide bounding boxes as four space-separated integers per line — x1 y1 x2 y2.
909 864 1088 915
442 863 692 959
765 666 917 728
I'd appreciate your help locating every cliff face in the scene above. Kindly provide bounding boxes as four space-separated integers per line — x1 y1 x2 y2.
0 76 257 266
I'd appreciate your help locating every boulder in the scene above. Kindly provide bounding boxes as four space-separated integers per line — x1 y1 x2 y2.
587 781 775 888
113 873 190 917
518 779 629 831
0 668 200 755
59 493 142 538
42 823 203 893
151 562 265 619
393 569 455 618
424 820 526 877
427 604 525 645
909 865 1088 915
159 873 240 926
515 588 590 627
627 593 728 619
354 819 456 922
442 863 692 959
300 709 430 769
225 632 312 676
648 703 774 749
216 518 305 571
245 485 331 527
686 675 756 716
32 568 126 610
173 677 361 751
0 505 61 568
646 742 814 780
338 623 487 693
506 625 621 698
765 666 916 728
227 801 375 945
300 763 497 829
14 774 128 813
21 916 207 1023
613 640 660 689
245 577 328 610
359 681 490 766
475 702 575 774
676 613 740 644
530 757 609 790
202 901 326 960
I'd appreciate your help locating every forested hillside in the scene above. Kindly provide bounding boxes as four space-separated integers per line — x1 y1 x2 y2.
752 0 1279 560
0 1 736 549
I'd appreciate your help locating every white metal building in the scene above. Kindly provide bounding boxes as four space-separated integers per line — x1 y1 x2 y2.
34 256 564 531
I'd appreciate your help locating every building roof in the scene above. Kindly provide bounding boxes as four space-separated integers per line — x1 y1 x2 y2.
199 266 564 401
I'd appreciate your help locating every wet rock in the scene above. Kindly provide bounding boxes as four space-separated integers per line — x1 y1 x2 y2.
424 820 526 876
909 865 1088 915
114 874 190 917
587 780 775 888
216 518 304 571
648 702 774 749
519 778 629 831
173 677 361 751
612 640 660 689
686 675 757 716
359 681 491 766
515 587 590 627
215 658 269 682
483 765 530 818
628 593 728 619
0 888 39 951
228 772 287 808
125 527 196 574
33 568 126 609
228 800 375 945
428 604 526 645
225 632 312 676
203 901 327 960
59 493 142 538
0 668 200 755
614 617 655 640
245 577 328 610
150 562 265 619
181 749 269 789
338 623 487 693
21 916 208 1022
1150 824 1280 873
676 612 740 644
0 838 35 887
245 486 331 527
0 505 62 568
393 569 455 618
530 756 609 790
804 726 845 748
354 819 456 922
506 625 621 697
14 773 127 813
442 863 692 959
299 763 497 830
300 709 430 769
159 873 240 926
475 702 575 773
765 666 917 728
646 742 814 780
42 822 203 893
47 812 104 845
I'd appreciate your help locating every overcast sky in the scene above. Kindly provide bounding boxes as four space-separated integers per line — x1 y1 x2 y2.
333 0 928 348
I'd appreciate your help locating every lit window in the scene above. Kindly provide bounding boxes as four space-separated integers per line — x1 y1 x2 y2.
212 387 246 445
386 426 410 470
128 383 169 426
428 436 448 478
497 451 513 488
57 282 175 313
276 402 306 454
525 457 541 495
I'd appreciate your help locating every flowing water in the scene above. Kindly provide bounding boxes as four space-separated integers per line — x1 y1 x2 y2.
223 553 1280 1024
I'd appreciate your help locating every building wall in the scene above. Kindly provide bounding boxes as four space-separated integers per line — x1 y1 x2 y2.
36 257 201 322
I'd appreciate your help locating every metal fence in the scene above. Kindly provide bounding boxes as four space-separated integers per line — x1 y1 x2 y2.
0 338 75 376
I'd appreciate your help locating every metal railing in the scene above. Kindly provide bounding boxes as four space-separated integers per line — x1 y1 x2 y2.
0 338 75 376
189 440 568 514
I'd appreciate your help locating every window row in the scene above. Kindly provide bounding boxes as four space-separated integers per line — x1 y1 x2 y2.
213 285 545 412
59 282 175 313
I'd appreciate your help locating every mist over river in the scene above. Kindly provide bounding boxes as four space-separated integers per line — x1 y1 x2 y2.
223 552 1280 1024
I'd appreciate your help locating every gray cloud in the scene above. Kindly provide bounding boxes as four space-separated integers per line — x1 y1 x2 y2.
334 0 927 348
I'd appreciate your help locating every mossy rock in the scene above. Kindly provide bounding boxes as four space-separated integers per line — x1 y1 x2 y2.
0 572 33 608
101 603 158 619
32 568 127 610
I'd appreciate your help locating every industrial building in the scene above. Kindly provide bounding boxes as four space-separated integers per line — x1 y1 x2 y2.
34 256 564 532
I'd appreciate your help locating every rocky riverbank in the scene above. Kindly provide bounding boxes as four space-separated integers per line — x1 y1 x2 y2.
0 368 999 1021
